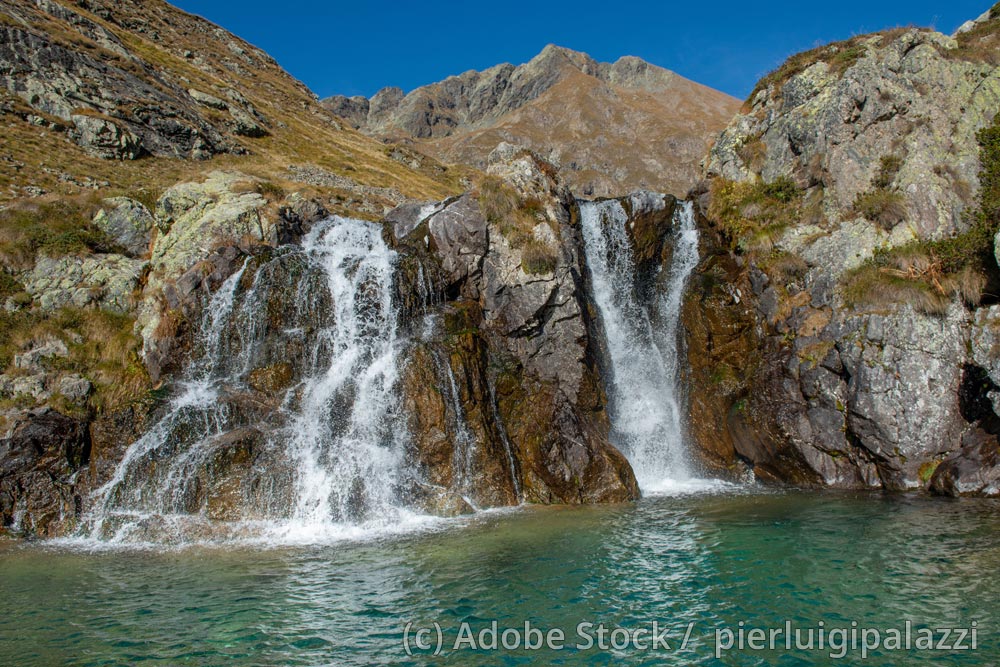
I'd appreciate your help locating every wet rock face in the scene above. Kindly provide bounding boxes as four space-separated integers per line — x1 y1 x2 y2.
391 148 639 506
0 409 90 536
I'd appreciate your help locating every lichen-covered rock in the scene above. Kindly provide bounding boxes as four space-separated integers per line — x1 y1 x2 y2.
707 29 1000 241
137 171 271 379
70 114 143 160
93 197 155 257
13 337 68 371
688 23 1000 494
0 1 269 159
22 253 146 313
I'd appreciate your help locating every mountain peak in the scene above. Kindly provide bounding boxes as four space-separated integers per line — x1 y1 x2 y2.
322 48 739 196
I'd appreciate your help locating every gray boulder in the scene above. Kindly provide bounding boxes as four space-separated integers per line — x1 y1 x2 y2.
23 254 146 313
93 198 155 257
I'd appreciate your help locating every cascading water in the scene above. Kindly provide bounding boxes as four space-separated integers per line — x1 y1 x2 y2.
579 197 701 493
83 216 427 544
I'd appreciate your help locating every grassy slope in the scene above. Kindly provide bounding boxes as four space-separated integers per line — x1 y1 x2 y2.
0 0 470 213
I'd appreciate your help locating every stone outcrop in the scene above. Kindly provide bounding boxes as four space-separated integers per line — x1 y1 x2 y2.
93 197 155 257
135 170 328 382
390 145 639 506
23 253 146 313
686 23 1000 495
323 45 739 197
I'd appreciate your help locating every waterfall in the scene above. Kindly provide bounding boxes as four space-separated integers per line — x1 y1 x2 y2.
579 198 700 493
83 216 427 545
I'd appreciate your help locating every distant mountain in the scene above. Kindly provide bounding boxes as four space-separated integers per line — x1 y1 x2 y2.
323 45 740 197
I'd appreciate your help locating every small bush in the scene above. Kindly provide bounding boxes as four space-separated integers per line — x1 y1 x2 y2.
760 250 809 282
853 189 907 229
0 272 25 302
477 176 520 227
520 239 558 275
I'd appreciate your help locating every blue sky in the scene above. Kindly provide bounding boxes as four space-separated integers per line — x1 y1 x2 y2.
173 1 991 100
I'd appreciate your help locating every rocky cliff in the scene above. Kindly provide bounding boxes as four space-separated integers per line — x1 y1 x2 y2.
686 16 1000 496
323 45 740 198
390 144 643 509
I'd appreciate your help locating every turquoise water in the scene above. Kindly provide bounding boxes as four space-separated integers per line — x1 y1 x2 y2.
1 491 997 665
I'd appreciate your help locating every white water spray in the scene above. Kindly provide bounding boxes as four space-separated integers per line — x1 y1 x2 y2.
84 217 429 545
579 198 702 493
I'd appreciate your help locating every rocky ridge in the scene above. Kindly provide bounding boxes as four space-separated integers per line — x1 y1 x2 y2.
324 45 740 198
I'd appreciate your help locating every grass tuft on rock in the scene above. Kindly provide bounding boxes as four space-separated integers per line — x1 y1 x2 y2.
520 239 558 275
0 198 120 270
476 176 559 273
707 176 803 255
853 189 908 229
852 154 908 230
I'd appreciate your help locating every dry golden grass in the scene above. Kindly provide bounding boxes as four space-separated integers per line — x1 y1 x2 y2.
0 0 471 216
707 176 802 255
0 307 150 413
942 4 1000 65
853 189 908 229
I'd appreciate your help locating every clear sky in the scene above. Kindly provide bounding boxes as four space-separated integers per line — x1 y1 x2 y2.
172 0 992 101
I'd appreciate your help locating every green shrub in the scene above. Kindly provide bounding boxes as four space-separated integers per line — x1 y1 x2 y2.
0 272 24 302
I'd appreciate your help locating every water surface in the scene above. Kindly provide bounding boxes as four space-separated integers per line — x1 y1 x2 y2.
2 491 997 665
